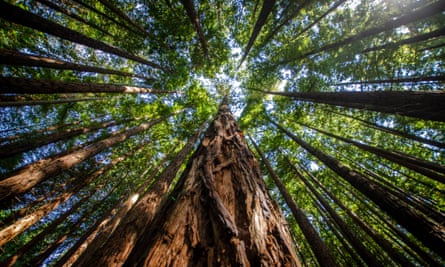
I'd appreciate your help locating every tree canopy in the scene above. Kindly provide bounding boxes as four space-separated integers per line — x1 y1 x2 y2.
0 0 444 266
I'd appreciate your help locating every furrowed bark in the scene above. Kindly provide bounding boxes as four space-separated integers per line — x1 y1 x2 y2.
124 100 300 266
82 121 207 266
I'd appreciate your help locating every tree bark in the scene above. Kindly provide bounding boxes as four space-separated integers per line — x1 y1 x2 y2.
123 99 300 266
269 117 445 257
70 149 173 267
81 121 208 266
0 49 153 80
334 75 445 86
0 97 105 107
0 2 167 71
0 113 175 201
256 89 445 122
0 77 174 94
250 136 337 267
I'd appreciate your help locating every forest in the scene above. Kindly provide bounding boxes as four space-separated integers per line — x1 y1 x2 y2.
0 0 444 266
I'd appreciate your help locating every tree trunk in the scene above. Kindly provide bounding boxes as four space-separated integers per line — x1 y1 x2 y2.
280 1 445 62
328 109 445 149
0 2 167 71
0 49 153 80
240 0 276 65
269 117 445 257
362 27 445 53
256 90 445 122
250 137 337 267
35 0 115 38
0 113 175 201
70 149 172 267
0 97 105 107
295 121 445 183
181 0 209 56
123 99 300 266
81 121 208 266
334 75 445 86
0 77 174 94
0 119 120 159
293 159 417 267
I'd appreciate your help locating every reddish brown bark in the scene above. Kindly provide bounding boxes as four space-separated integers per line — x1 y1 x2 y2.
81 121 207 266
124 100 300 266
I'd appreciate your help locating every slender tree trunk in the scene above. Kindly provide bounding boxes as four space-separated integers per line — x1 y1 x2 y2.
181 0 209 56
294 159 417 267
81 121 208 266
30 180 123 267
0 139 151 254
362 27 445 53
123 99 300 267
294 0 346 38
0 119 120 158
0 49 153 80
250 136 337 267
295 121 445 182
0 97 105 107
334 75 445 86
98 0 146 34
35 0 115 38
0 77 174 94
328 109 445 149
240 0 276 65
269 117 445 256
0 113 176 201
256 89 445 122
279 1 445 62
0 2 167 71
70 149 173 267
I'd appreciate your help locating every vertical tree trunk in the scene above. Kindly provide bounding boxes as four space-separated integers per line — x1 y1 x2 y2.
124 99 300 266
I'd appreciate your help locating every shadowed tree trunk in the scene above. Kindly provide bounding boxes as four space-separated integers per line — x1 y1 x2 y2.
81 121 208 266
181 0 209 57
0 2 166 71
250 136 337 267
334 75 445 86
240 0 276 65
269 116 445 257
123 98 300 267
0 77 173 94
256 90 445 122
0 97 105 107
0 49 154 80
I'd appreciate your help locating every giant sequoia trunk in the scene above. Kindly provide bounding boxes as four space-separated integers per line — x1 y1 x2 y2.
123 99 299 266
